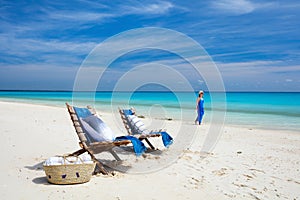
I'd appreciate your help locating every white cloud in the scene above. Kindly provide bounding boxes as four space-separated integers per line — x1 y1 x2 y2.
216 61 300 91
211 0 255 15
218 61 300 74
112 63 195 92
0 32 97 66
210 0 275 15
41 1 176 27
0 63 78 90
121 1 174 15
47 11 114 23
0 1 182 71
0 35 95 54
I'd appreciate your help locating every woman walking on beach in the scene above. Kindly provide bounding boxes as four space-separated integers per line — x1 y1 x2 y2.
195 90 204 125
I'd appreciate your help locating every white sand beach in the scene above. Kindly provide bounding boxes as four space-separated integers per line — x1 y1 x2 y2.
0 101 299 199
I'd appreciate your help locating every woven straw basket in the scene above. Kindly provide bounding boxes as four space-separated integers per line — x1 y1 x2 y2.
43 156 96 185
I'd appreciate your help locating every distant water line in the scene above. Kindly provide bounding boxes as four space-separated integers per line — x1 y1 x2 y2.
0 91 299 132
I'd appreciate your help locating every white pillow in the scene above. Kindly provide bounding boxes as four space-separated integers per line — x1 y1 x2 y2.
81 116 115 142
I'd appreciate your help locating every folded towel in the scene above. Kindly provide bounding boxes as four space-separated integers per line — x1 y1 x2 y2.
115 136 146 156
78 154 92 162
44 155 94 166
44 157 64 166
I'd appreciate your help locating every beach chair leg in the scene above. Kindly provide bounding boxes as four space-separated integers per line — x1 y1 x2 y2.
69 148 86 156
109 149 121 161
89 154 108 175
68 148 108 175
144 138 155 150
93 159 109 175
84 149 108 175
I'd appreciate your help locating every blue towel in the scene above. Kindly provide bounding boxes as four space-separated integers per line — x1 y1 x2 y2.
115 136 146 156
123 109 133 116
74 107 93 118
149 131 173 148
160 131 173 148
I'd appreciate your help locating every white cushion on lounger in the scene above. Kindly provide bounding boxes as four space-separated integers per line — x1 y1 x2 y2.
80 115 115 142
127 115 147 133
82 115 115 142
128 115 139 123
135 121 145 128
79 119 108 142
128 115 143 125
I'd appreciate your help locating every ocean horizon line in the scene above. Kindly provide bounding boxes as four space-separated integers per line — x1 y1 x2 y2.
0 90 299 93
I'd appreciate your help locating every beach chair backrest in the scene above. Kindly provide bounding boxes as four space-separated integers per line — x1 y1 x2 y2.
68 104 116 144
66 103 92 145
127 115 147 135
119 109 146 135
119 108 133 135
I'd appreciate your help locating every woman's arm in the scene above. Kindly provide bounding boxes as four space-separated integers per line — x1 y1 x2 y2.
196 97 200 110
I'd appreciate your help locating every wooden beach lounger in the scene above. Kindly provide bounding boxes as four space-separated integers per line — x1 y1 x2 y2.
66 103 145 175
119 108 173 150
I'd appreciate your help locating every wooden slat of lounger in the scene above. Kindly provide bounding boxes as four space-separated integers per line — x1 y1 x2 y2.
66 103 88 142
138 133 161 139
78 133 87 143
67 104 75 114
71 114 78 121
88 140 131 154
90 140 131 147
73 121 80 127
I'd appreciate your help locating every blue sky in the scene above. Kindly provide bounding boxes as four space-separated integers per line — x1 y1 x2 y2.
0 0 299 91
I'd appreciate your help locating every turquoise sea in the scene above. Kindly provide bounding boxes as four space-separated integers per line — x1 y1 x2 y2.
0 91 299 132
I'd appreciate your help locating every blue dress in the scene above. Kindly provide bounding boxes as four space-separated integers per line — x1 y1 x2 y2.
197 98 204 124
